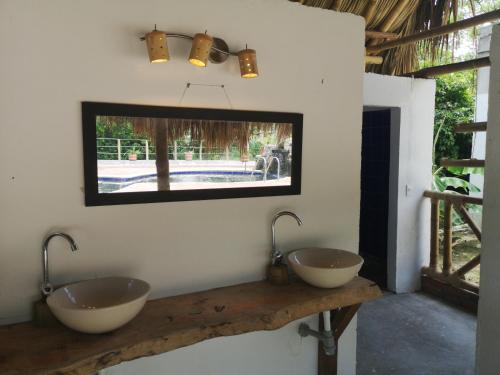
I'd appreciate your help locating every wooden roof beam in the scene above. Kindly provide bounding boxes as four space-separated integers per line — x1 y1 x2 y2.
404 57 490 78
365 30 398 40
368 9 500 54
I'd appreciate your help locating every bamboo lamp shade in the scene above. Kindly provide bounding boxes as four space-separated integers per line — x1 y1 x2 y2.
145 30 169 63
238 49 258 78
189 33 214 67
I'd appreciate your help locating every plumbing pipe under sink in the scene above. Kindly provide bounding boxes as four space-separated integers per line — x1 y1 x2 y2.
298 310 336 356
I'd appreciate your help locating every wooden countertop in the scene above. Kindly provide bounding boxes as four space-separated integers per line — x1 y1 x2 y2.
0 277 381 375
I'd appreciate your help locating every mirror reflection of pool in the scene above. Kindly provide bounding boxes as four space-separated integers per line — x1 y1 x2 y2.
98 171 281 193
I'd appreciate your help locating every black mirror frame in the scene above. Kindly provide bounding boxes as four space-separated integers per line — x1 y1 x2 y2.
82 102 303 206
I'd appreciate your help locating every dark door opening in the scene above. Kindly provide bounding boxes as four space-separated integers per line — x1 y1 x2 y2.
359 108 392 288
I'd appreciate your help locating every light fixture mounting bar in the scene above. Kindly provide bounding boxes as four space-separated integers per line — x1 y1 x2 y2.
140 32 238 56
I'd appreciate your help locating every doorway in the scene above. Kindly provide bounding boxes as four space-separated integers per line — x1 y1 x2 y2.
359 107 395 289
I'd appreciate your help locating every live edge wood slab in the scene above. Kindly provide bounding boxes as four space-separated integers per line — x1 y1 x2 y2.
0 277 381 375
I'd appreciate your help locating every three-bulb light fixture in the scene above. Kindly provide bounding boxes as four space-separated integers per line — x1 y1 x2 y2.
141 26 259 78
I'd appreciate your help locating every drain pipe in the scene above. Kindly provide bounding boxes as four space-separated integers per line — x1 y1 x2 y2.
298 311 336 356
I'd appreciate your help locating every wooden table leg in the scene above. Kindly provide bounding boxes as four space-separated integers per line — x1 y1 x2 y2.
318 304 361 375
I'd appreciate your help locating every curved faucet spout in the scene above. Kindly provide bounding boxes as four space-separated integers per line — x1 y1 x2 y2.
271 211 302 266
42 232 79 296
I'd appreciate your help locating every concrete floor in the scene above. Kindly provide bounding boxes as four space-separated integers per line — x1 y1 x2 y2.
357 292 477 375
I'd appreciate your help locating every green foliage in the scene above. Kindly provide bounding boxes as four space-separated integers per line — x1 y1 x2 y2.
96 119 135 140
96 119 149 160
128 146 140 156
432 166 482 226
433 175 480 193
470 0 500 14
446 166 484 176
432 166 480 194
432 71 481 225
433 72 475 167
249 139 264 159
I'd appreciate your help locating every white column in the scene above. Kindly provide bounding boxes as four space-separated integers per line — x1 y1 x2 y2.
476 23 500 375
471 25 492 205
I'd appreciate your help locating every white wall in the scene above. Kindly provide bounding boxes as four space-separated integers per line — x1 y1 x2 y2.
476 24 500 375
0 1 364 374
471 25 492 209
363 74 435 293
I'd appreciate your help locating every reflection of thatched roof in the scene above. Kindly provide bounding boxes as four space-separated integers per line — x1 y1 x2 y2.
291 0 464 75
101 116 292 153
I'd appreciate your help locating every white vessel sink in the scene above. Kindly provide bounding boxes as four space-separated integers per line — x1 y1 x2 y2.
46 277 150 334
288 248 363 288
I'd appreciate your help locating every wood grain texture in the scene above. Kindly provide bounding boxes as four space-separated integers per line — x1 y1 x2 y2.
365 30 398 40
454 121 487 133
404 57 490 78
429 198 440 270
0 277 381 375
421 274 478 313
423 190 483 206
441 158 486 168
442 201 453 276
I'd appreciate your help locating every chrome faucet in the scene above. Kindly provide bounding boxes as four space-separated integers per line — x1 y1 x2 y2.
41 232 79 296
271 211 302 266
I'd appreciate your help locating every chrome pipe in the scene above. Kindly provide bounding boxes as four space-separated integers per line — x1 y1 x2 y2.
271 211 302 266
41 232 79 296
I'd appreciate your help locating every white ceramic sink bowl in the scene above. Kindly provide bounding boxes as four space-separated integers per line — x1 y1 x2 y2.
47 277 150 334
288 248 364 288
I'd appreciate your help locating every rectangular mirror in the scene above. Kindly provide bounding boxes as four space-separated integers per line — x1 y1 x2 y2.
82 102 302 206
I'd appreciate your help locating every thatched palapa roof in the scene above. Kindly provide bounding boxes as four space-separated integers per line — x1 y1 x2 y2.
291 0 465 75
101 116 292 153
